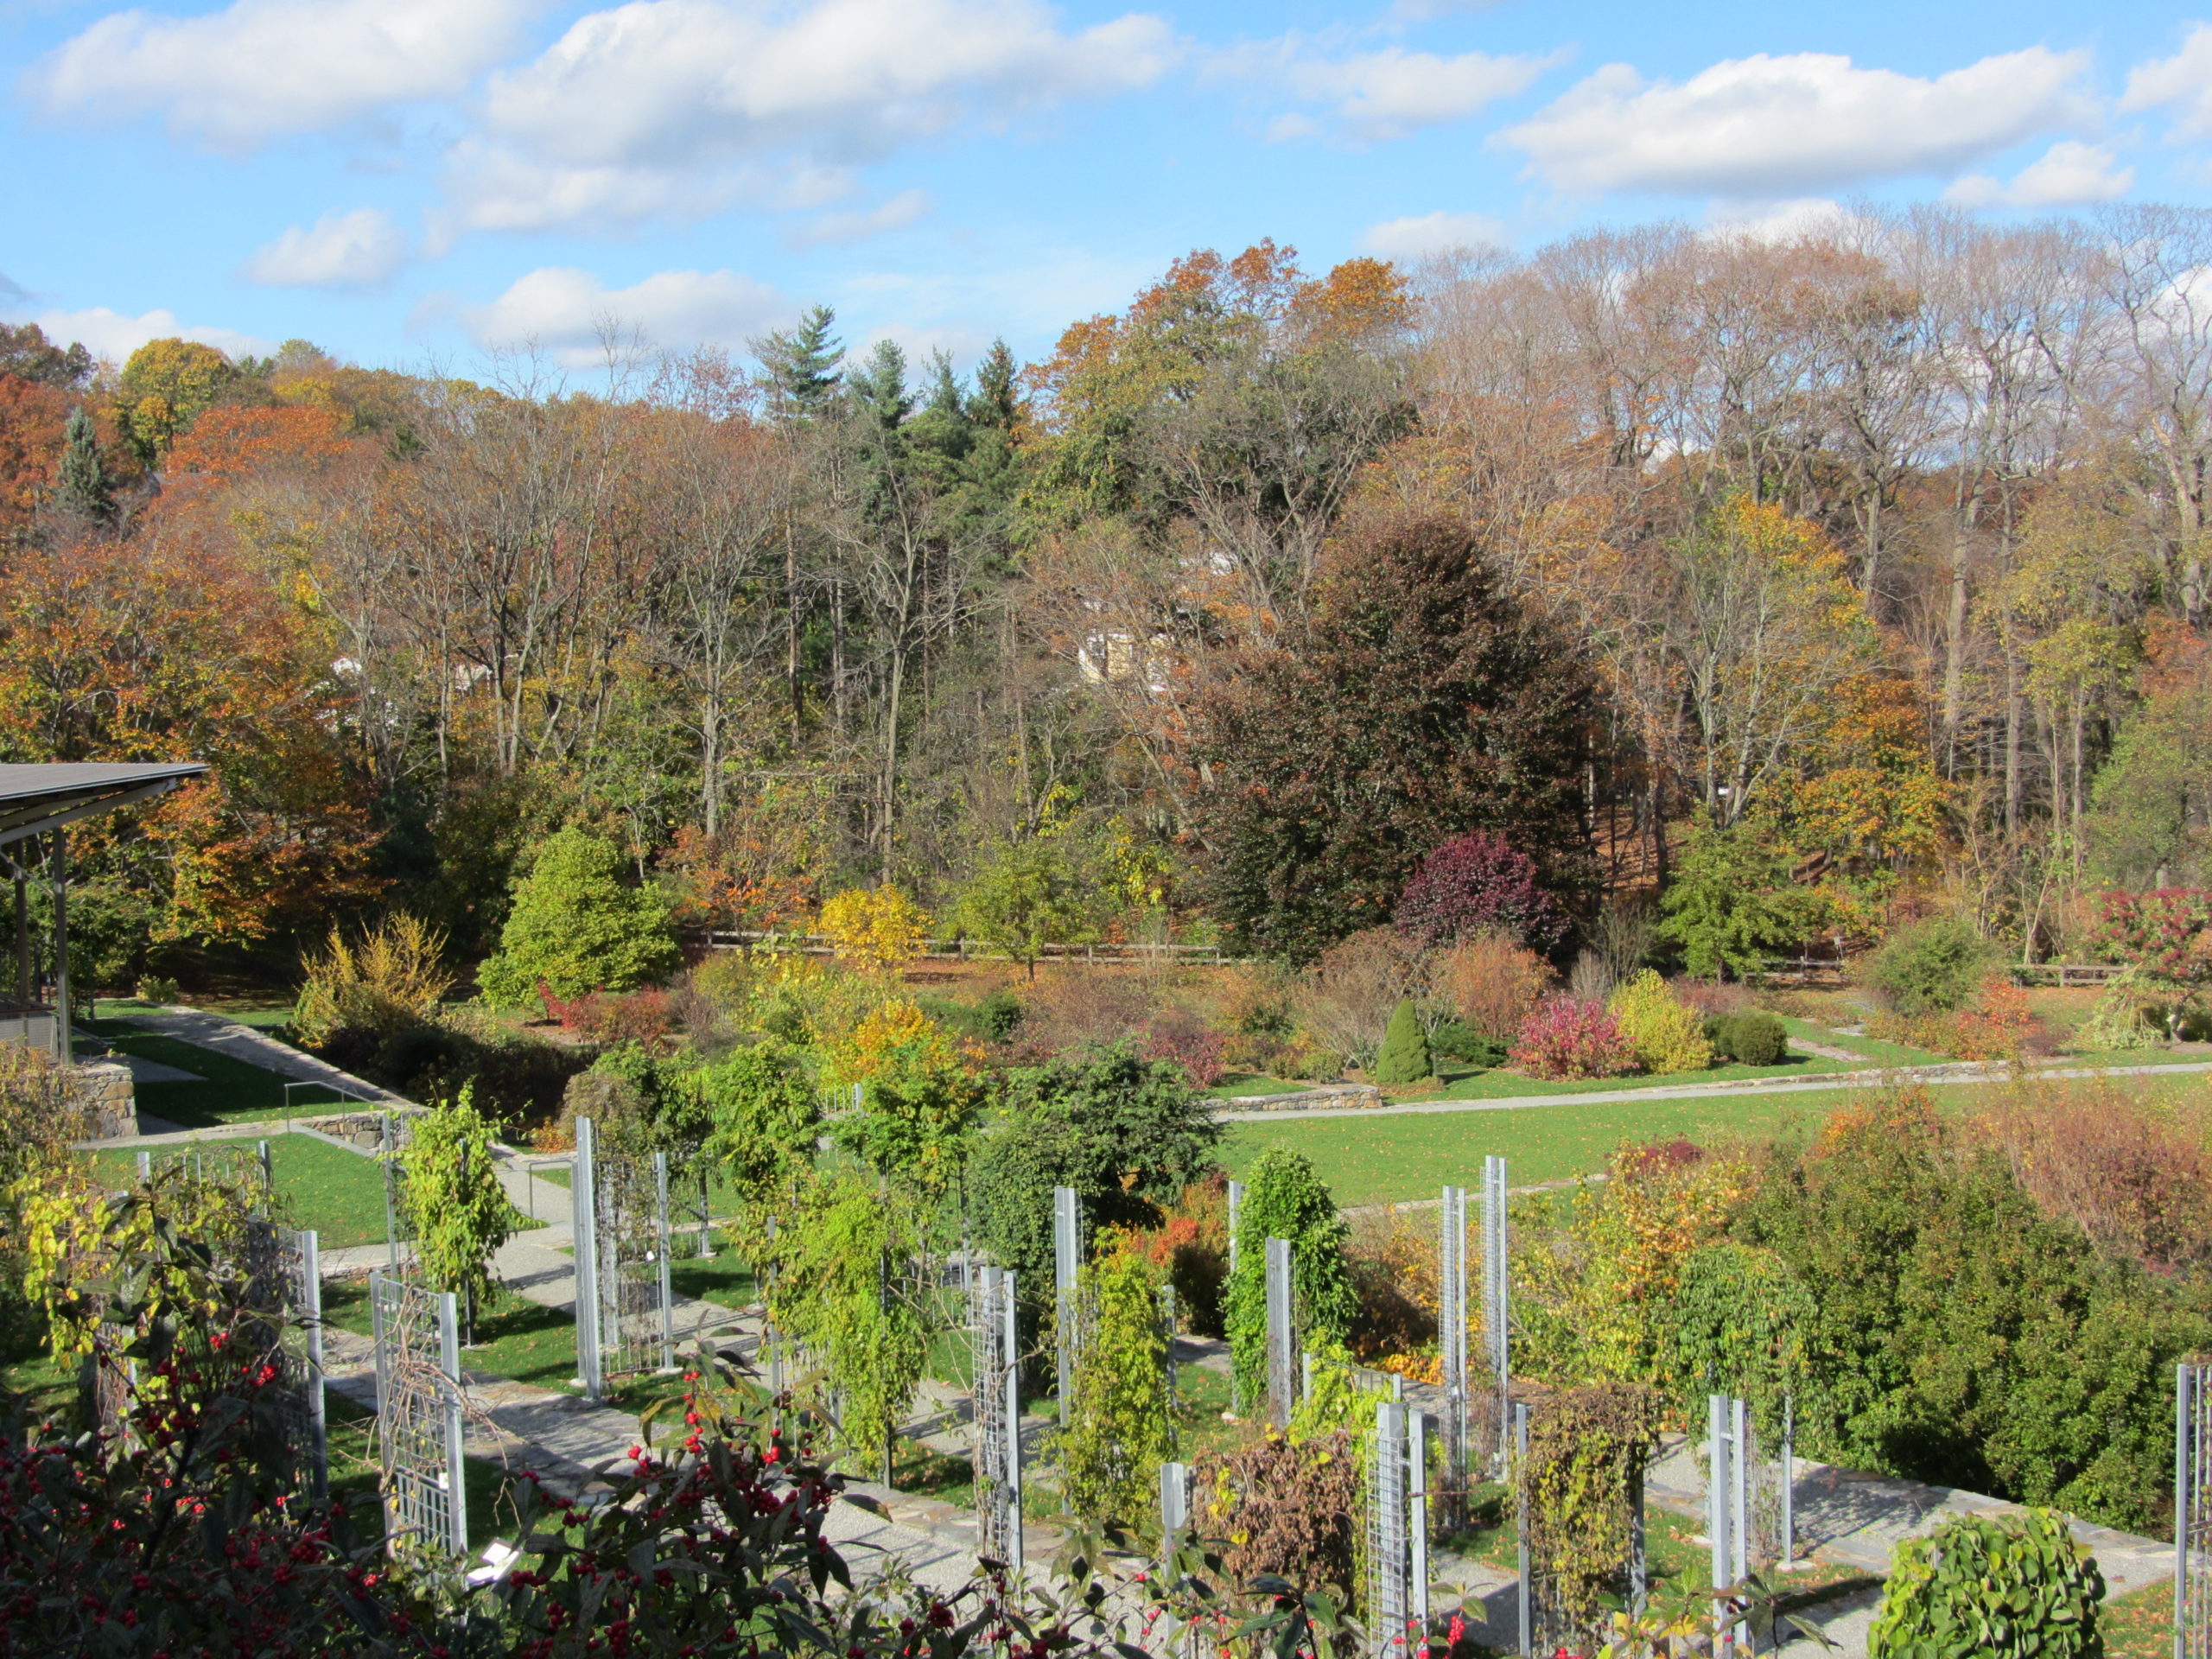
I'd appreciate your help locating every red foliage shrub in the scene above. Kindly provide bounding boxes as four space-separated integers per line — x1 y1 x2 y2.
1128 1177 1230 1334
1395 830 1567 950
540 983 680 1048
1618 1135 1706 1179
1974 1081 2212 1274
1509 995 1636 1080
1871 976 2037 1060
1137 1007 1230 1088
2088 888 2212 991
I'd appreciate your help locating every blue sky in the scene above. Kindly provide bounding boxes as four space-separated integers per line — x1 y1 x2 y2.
4 0 2212 374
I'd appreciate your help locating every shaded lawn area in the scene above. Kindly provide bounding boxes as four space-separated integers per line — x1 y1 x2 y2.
91 1131 397 1249
1210 1074 1304 1098
1220 1073 2212 1207
83 1021 296 1128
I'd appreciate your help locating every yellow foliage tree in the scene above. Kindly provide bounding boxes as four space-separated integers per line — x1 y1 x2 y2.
817 883 931 972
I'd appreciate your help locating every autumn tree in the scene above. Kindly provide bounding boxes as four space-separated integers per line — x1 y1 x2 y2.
1193 514 1597 962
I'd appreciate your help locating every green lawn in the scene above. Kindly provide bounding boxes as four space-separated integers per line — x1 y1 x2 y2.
1777 1016 1950 1067
92 1131 397 1249
1210 1074 1303 1098
1222 1071 2212 1207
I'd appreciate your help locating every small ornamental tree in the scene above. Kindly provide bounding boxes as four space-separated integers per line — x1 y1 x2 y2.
1606 971 1713 1075
400 1084 516 1341
1224 1148 1355 1408
954 836 1097 979
2088 887 2212 998
1866 916 1993 1014
1057 1236 1174 1529
695 1039 820 1207
1657 817 1810 980
1371 996 1433 1083
477 826 678 1008
817 883 931 972
1395 830 1567 950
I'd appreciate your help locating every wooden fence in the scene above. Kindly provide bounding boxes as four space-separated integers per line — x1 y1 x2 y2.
1753 956 2126 988
696 930 1248 966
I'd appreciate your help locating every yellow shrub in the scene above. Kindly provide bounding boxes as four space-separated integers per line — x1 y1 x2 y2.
1605 970 1713 1075
295 913 453 1044
818 884 931 972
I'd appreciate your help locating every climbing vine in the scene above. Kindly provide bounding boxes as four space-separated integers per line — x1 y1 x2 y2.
1224 1148 1355 1408
1055 1234 1173 1529
399 1084 516 1340
1517 1382 1668 1636
766 1173 931 1478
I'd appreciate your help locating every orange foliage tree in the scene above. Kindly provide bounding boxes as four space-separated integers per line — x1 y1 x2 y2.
0 532 382 941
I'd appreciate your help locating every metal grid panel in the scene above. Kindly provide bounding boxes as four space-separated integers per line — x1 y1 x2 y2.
2180 1364 2212 1659
970 1266 1023 1572
1053 1186 1081 1426
1479 1155 1510 1478
1369 1401 1410 1656
371 1270 467 1557
1438 1185 1468 1523
1516 1397 1648 1659
240 1220 327 1501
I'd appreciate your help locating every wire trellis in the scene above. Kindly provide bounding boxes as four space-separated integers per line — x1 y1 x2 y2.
969 1264 1023 1573
2180 1364 2212 1659
371 1269 467 1557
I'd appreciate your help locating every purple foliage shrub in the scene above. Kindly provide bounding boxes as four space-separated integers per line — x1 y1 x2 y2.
1395 831 1567 950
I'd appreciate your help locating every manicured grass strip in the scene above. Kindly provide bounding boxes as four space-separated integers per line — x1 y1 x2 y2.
1220 1074 2211 1207
91 1132 397 1249
1777 1016 1949 1067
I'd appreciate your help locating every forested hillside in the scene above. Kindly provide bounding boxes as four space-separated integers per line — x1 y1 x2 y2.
3 207 2208 983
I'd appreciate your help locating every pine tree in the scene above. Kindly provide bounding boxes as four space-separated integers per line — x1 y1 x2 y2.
1373 996 1433 1083
973 339 1019 428
755 303 843 423
54 405 114 526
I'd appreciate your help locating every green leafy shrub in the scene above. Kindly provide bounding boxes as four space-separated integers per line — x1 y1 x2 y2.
694 1039 819 1206
1736 1090 2210 1531
1866 916 1993 1014
1431 1019 1509 1066
1706 1010 1789 1066
1656 817 1812 979
970 1042 1220 1363
476 826 678 1008
1868 1509 2103 1659
1224 1148 1356 1407
1371 996 1432 1083
1607 970 1713 1074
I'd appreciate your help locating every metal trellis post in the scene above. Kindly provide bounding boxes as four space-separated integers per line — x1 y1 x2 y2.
1439 1183 1468 1522
1265 1236 1294 1430
381 1111 399 1271
573 1117 602 1402
654 1151 676 1371
1052 1185 1080 1425
1227 1179 1244 1414
1481 1155 1510 1478
1514 1402 1532 1659
437 1288 467 1556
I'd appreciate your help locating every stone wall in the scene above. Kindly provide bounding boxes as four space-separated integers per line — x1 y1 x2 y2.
71 1060 136 1138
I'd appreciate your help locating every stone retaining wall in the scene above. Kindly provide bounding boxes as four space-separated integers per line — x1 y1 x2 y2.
1211 1082 1384 1112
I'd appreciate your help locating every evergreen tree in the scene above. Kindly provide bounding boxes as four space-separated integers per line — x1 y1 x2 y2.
54 405 114 526
972 339 1020 429
1372 996 1432 1083
755 304 843 423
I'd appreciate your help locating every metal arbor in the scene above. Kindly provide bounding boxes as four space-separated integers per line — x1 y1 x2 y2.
1052 1185 1082 1424
1479 1154 1510 1475
2179 1363 2212 1659
571 1117 677 1400
1514 1399 1649 1659
970 1265 1024 1573
371 1269 467 1557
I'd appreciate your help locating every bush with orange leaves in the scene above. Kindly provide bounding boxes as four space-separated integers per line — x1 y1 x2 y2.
1870 975 2037 1059
1346 1204 1440 1367
1126 1177 1230 1336
1440 931 1556 1042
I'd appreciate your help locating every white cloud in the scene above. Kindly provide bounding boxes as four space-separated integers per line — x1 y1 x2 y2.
1359 210 1510 259
1945 140 2133 209
10 306 271 365
447 0 1176 232
1281 46 1553 141
1502 47 2091 196
29 0 531 149
785 189 932 250
450 266 789 364
242 208 409 288
2124 24 2212 138
1704 197 1859 243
